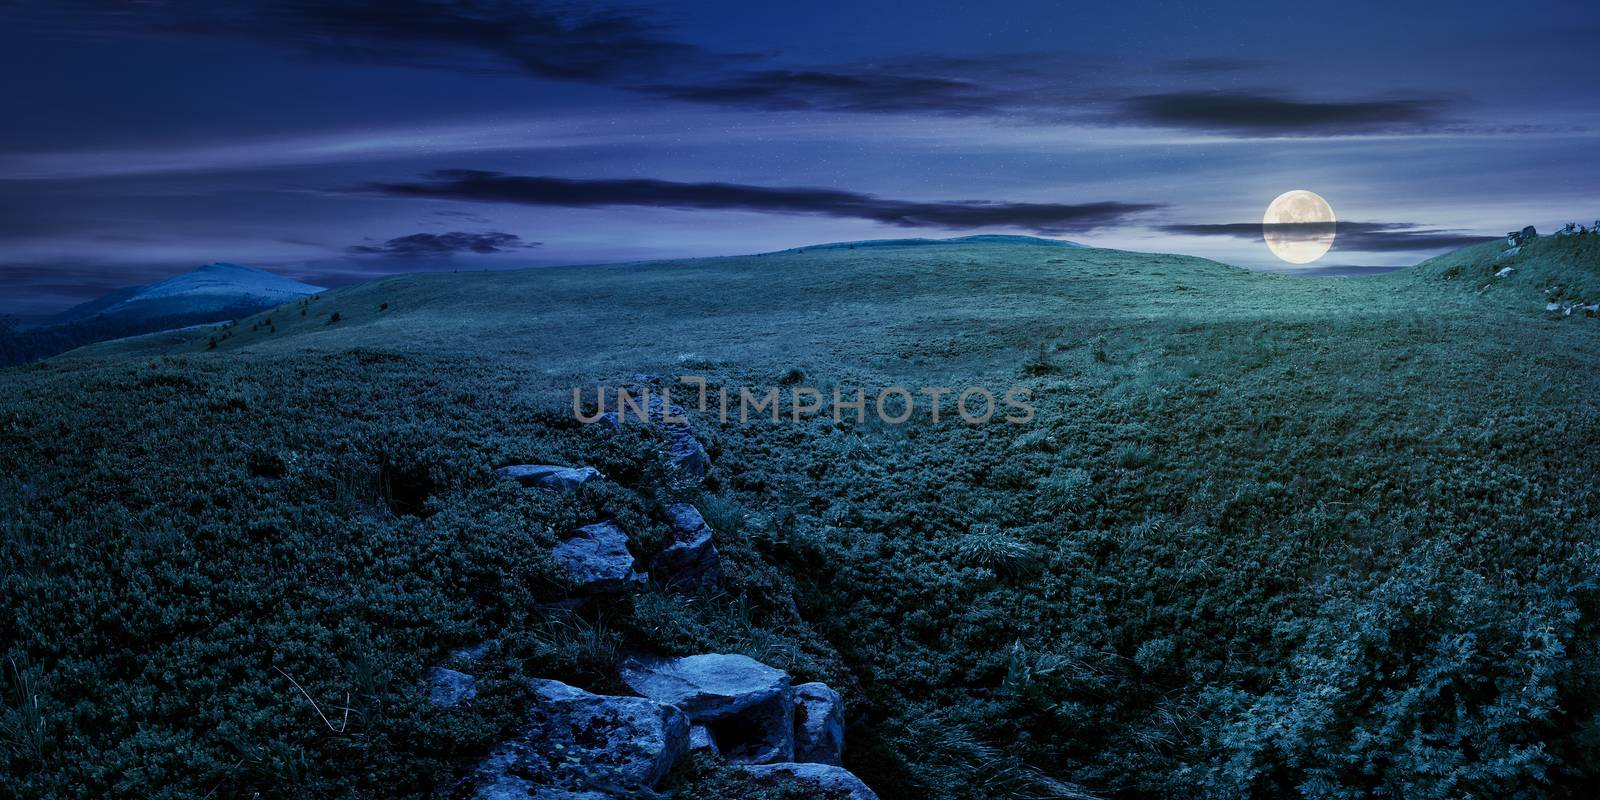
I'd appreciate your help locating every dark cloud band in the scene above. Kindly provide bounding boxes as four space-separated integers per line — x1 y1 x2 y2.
348 230 538 257
365 170 1162 234
1122 92 1444 135
15 2 1458 137
1161 221 1496 251
25 0 721 82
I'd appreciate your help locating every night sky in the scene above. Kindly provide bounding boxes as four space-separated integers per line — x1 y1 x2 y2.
3 0 1596 316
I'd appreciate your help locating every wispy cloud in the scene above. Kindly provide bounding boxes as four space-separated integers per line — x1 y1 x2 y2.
347 230 538 257
1160 221 1496 251
7 2 1482 138
28 0 725 81
1120 92 1446 136
639 68 1022 116
362 170 1162 234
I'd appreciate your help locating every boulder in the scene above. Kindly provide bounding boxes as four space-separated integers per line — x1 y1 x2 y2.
1547 302 1562 312
496 464 603 492
459 678 689 799
424 666 477 708
651 504 722 591
661 427 711 480
553 521 645 594
792 682 845 766
621 653 794 763
741 763 880 800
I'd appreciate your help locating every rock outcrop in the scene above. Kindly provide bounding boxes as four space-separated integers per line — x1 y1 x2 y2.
495 464 604 491
456 658 869 798
651 503 722 591
741 763 880 800
792 682 846 766
603 392 710 480
458 678 688 799
1507 225 1538 247
424 666 477 708
620 653 794 764
553 521 646 593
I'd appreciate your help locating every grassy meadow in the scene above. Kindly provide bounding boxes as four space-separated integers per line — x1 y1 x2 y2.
4 233 1600 798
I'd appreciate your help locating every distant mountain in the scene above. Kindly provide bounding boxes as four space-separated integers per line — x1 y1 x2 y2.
2 263 322 366
776 234 1085 252
46 263 324 326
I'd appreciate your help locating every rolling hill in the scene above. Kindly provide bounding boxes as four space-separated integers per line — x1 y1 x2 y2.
44 262 324 327
5 235 1600 800
1 263 323 366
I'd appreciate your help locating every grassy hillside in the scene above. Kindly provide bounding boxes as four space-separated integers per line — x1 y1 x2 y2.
5 238 1600 799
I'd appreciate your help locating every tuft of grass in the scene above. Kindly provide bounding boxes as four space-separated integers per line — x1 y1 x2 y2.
1 657 47 765
952 525 1041 577
1022 341 1058 375
1116 442 1153 469
1038 468 1095 513
528 611 622 683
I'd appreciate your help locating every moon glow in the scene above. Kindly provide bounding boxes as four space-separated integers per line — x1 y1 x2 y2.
1263 190 1336 264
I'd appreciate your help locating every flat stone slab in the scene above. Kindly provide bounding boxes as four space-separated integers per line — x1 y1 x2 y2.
496 464 603 491
621 653 794 763
553 521 645 594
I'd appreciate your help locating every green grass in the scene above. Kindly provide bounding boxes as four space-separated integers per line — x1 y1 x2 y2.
5 235 1600 798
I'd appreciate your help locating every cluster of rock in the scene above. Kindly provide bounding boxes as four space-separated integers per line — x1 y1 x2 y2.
465 678 690 799
422 399 874 797
430 390 871 796
1542 283 1600 319
1545 300 1600 317
1505 225 1538 248
1499 226 1599 319
490 464 719 597
451 654 871 799
600 388 711 480
485 383 719 597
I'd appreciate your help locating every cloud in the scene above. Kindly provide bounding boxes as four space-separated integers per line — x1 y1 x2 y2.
363 170 1161 234
640 69 1016 116
1160 221 1497 251
347 230 539 257
647 68 1463 137
1120 92 1446 135
10 4 1470 137
25 0 722 82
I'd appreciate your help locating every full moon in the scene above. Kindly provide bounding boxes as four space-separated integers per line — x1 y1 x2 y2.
1263 190 1336 264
